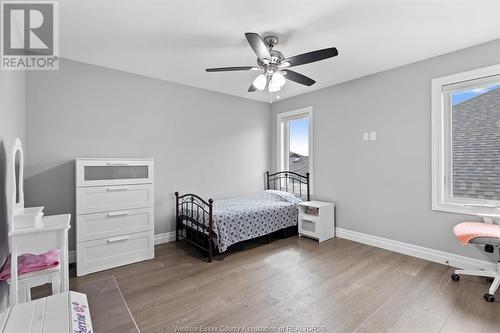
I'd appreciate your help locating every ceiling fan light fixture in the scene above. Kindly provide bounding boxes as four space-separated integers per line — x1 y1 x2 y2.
268 80 281 93
271 72 286 88
253 74 267 90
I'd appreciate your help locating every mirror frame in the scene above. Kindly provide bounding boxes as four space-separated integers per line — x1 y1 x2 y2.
12 138 24 212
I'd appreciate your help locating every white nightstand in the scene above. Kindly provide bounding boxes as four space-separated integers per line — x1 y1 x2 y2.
298 201 335 242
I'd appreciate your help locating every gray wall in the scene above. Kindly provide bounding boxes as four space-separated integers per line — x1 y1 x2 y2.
271 39 500 261
0 71 26 311
25 59 271 250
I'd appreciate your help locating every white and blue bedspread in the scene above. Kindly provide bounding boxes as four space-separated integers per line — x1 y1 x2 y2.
212 190 302 252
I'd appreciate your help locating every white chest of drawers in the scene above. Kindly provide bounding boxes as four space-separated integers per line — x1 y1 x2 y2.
75 158 154 276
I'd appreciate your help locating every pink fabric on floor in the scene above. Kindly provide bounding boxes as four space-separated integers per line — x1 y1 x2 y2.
0 249 60 281
453 222 500 245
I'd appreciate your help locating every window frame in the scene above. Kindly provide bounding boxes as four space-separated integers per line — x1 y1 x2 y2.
431 64 500 216
277 106 314 194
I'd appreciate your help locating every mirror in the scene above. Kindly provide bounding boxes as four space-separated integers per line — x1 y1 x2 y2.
10 138 44 230
15 150 20 204
11 138 24 211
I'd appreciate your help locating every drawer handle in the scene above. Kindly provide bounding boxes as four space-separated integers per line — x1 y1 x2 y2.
108 235 131 243
107 211 130 217
106 162 129 166
106 186 129 191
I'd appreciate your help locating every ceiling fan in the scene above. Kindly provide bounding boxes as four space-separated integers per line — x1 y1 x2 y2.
205 32 338 93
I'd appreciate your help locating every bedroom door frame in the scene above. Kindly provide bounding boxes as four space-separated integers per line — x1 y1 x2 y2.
276 106 314 195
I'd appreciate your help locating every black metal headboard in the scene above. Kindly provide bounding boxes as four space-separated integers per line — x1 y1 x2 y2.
266 171 310 201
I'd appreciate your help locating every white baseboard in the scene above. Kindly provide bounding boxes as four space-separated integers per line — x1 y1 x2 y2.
154 231 176 245
336 227 496 271
68 231 176 264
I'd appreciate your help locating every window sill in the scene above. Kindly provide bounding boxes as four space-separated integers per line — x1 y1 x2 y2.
432 201 500 217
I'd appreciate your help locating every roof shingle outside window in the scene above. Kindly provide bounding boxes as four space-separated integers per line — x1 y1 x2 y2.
452 87 500 201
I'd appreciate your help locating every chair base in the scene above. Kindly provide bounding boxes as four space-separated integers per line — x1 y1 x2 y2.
452 261 500 302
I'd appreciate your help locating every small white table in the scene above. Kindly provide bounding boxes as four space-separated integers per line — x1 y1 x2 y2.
0 291 92 333
8 214 71 306
298 201 335 242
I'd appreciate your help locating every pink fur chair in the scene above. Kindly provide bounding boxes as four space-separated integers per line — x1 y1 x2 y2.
452 216 500 302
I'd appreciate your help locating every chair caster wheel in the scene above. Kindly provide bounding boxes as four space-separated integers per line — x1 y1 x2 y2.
451 273 460 281
484 293 495 303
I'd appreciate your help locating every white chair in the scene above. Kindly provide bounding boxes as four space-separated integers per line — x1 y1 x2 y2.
7 214 71 305
6 266 60 303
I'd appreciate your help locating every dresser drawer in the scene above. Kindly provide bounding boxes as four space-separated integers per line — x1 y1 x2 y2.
76 231 154 276
76 159 153 187
77 184 153 214
77 207 153 242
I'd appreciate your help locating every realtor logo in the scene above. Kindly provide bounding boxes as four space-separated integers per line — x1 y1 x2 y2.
1 1 59 70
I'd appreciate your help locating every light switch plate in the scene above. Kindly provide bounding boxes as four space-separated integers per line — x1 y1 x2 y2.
370 131 377 141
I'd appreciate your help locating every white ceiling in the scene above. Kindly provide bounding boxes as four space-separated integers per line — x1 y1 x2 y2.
59 0 500 103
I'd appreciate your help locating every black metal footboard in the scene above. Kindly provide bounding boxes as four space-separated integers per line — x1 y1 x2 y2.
175 192 214 262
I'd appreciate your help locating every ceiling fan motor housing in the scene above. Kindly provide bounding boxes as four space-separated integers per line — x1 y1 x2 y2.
258 51 284 74
257 36 285 76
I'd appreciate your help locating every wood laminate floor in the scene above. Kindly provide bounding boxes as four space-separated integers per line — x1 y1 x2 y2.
66 236 500 333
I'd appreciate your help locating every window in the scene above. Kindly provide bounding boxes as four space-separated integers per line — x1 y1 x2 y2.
277 107 313 190
432 65 500 215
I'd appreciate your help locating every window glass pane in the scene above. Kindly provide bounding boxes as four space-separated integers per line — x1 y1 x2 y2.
451 83 500 201
288 117 309 176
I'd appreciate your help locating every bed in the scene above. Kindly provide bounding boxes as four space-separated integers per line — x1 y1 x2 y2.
175 171 310 262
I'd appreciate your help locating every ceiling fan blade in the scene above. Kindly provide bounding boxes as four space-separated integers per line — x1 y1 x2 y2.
284 47 338 67
245 33 271 60
206 66 255 72
282 70 316 86
248 84 257 92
